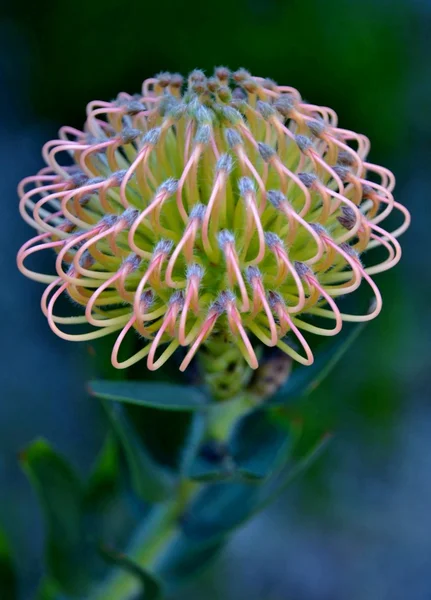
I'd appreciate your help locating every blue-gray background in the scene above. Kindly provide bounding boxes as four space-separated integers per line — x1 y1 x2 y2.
0 0 430 598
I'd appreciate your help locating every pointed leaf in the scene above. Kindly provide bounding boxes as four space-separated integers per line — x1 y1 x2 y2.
102 401 174 503
20 439 97 596
100 547 164 600
180 415 233 482
269 323 365 405
179 412 207 475
182 434 329 545
0 528 17 600
90 381 208 411
83 434 120 509
157 536 223 586
181 482 260 543
229 409 292 479
254 433 332 513
82 435 133 550
186 443 233 482
35 578 61 600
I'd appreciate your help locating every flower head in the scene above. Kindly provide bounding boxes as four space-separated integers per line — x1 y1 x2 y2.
17 68 410 372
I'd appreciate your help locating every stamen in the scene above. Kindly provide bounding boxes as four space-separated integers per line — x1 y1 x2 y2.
179 305 220 372
245 266 277 346
46 276 126 342
295 267 343 336
128 179 178 257
177 127 211 222
179 264 204 345
201 156 231 260
165 205 205 288
312 252 383 323
264 232 306 313
218 231 250 312
268 292 314 366
133 240 173 328
147 292 184 370
238 177 265 265
85 255 141 327
119 127 161 207
262 149 313 218
17 232 66 283
224 295 258 369
267 190 324 263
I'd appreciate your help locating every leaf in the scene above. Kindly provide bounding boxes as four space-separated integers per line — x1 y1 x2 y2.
179 412 207 475
20 439 97 596
126 406 192 471
179 414 231 482
83 434 120 509
100 547 164 600
254 432 332 512
102 401 174 503
182 408 294 483
35 577 61 600
181 482 260 543
82 435 131 550
229 409 292 479
181 433 329 545
89 381 208 411
186 446 233 482
0 527 17 600
157 535 224 586
269 323 365 405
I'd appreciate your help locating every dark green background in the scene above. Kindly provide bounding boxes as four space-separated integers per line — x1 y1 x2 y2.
0 0 429 598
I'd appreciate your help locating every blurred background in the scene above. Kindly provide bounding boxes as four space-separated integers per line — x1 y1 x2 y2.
0 0 429 598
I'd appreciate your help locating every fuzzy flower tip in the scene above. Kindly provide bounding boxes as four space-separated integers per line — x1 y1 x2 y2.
17 68 410 372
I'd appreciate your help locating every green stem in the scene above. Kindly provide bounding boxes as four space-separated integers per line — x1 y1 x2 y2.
90 395 253 600
91 343 256 600
91 501 179 600
207 394 254 440
90 399 249 600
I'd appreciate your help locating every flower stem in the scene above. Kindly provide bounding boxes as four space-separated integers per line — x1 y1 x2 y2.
90 343 256 600
90 501 179 600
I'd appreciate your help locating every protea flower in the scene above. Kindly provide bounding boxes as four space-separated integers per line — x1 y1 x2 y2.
17 68 410 381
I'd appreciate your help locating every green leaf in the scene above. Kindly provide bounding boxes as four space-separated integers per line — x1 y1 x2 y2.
82 435 131 550
83 434 120 509
100 547 164 600
102 401 174 503
89 381 208 411
229 409 292 479
20 439 97 596
186 450 233 482
35 577 61 600
181 482 260 543
0 527 17 600
157 536 224 586
179 412 207 475
182 433 329 545
254 432 332 512
180 415 233 482
269 323 365 405
182 408 294 483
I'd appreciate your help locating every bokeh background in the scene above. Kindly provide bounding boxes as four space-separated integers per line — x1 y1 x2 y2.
0 0 430 598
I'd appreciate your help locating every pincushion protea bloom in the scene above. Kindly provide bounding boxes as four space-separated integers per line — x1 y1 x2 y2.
17 68 410 376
